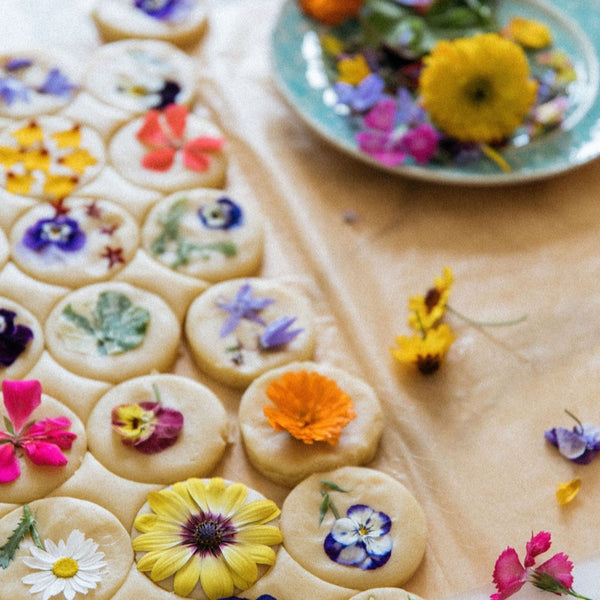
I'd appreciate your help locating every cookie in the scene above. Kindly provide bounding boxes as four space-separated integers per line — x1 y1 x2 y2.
108 103 227 192
0 227 9 270
0 497 133 600
239 361 384 487
348 589 425 600
0 50 78 118
86 373 229 484
44 281 181 383
92 0 208 48
9 196 139 288
142 188 264 283
185 278 316 388
83 39 196 115
0 115 105 199
280 466 427 590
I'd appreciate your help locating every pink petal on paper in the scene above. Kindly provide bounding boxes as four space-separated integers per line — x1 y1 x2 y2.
492 547 526 595
163 103 188 140
2 379 42 433
525 531 552 567
136 110 171 147
536 553 574 588
0 443 20 483
22 441 68 467
141 147 176 171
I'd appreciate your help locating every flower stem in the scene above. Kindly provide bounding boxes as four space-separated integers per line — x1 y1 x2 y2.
481 143 512 172
446 305 527 328
566 589 595 600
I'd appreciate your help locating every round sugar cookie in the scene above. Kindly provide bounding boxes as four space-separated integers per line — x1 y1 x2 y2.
109 105 227 192
44 281 181 384
131 477 282 599
0 115 105 199
0 227 8 268
92 0 208 48
185 278 316 388
87 373 228 484
239 361 384 487
142 189 264 283
0 297 44 381
0 50 78 118
9 197 139 287
0 388 86 504
83 39 196 114
349 589 425 600
280 466 427 590
0 497 133 600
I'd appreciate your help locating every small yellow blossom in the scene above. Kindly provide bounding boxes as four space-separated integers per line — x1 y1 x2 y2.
321 35 345 56
391 324 455 375
556 477 581 505
503 17 552 49
337 54 371 85
408 266 454 331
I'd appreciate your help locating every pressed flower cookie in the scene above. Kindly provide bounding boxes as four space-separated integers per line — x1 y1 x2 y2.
142 188 264 283
86 373 228 484
0 296 44 381
280 466 427 591
0 497 133 599
131 476 283 599
239 361 384 487
9 197 139 288
44 281 180 384
92 0 209 48
185 278 316 388
83 39 196 115
0 50 79 118
0 380 87 505
0 115 105 199
108 103 227 192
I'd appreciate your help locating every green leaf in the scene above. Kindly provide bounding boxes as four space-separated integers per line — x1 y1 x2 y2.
318 493 331 525
320 480 350 493
150 197 187 256
62 304 95 335
0 505 40 569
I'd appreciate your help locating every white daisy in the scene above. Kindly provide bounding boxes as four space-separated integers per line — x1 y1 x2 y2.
21 529 107 600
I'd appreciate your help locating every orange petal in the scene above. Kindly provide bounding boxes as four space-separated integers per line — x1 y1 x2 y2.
137 110 170 147
164 104 188 140
142 147 176 171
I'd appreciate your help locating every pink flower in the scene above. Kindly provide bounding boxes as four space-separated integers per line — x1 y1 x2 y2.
491 532 574 600
0 380 77 483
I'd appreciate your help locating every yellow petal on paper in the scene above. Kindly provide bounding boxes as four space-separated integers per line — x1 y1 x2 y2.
59 148 97 174
0 145 21 167
52 125 81 149
11 120 44 147
556 477 581 505
43 173 78 198
22 148 51 172
5 171 35 194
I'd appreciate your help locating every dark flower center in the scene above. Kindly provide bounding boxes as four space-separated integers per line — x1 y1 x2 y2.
417 354 440 375
424 288 441 312
464 77 494 105
182 511 237 557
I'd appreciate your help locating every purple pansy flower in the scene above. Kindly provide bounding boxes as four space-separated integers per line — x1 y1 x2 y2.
334 73 385 113
134 0 194 22
0 309 34 367
0 77 29 106
22 216 86 253
545 411 600 465
38 68 77 98
324 504 393 570
216 283 274 337
199 197 244 230
259 316 303 350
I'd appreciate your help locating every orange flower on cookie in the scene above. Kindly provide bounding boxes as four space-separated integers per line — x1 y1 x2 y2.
298 0 363 25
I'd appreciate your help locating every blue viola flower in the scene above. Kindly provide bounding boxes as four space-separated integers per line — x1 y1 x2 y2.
38 68 77 98
259 316 303 350
216 283 274 337
198 197 244 230
334 73 385 113
545 411 600 465
0 308 34 367
135 0 193 21
324 504 393 570
22 216 86 253
0 77 30 106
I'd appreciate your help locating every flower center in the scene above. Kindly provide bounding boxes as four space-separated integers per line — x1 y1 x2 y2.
42 222 72 243
424 288 441 312
464 77 494 105
182 512 237 557
52 557 79 578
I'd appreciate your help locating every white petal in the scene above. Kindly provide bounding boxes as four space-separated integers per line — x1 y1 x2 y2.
28 545 55 565
22 571 56 590
336 543 367 566
42 577 65 600
330 518 360 545
364 533 393 557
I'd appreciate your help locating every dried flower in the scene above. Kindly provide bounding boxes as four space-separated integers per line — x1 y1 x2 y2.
0 308 34 367
545 411 600 465
198 197 244 230
391 324 455 375
408 267 454 331
216 283 274 337
22 216 86 254
259 316 303 350
135 0 194 22
555 478 581 506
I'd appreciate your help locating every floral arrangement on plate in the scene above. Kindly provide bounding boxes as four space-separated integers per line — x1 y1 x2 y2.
296 0 577 172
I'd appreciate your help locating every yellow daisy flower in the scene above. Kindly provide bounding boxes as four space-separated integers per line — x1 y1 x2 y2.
503 17 553 49
133 477 283 600
408 266 454 332
419 33 538 143
391 324 455 375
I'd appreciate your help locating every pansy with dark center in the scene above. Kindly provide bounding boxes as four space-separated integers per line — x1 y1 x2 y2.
0 308 34 367
134 0 194 21
22 216 86 253
198 197 244 230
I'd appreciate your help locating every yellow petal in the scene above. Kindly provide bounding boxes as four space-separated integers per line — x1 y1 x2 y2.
236 525 283 547
199 554 235 600
219 482 248 515
556 477 581 505
235 542 277 566
205 477 228 512
147 488 191 522
221 544 258 587
0 145 21 167
132 530 182 552
59 148 97 174
150 546 193 581
21 148 50 172
12 121 43 147
42 173 78 198
186 477 209 511
6 172 35 195
172 480 199 513
134 513 160 533
136 549 163 572
234 499 281 526
173 554 202 597
52 125 81 149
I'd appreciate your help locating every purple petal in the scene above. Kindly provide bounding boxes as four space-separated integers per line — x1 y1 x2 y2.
352 74 385 112
259 316 303 349
0 308 34 367
133 405 183 455
555 427 587 459
38 68 77 98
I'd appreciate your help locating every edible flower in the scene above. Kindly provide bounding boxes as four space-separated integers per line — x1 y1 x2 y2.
259 316 304 350
323 504 392 570
263 370 356 445
491 531 594 600
0 380 77 484
0 308 34 367
298 0 364 25
133 477 282 599
22 216 86 254
502 17 553 49
334 73 385 113
135 0 194 22
219 596 277 600
408 266 453 331
391 324 455 375
216 283 274 337
545 411 600 465
38 67 78 98
198 197 244 229
0 77 29 106
136 103 225 173
555 478 581 506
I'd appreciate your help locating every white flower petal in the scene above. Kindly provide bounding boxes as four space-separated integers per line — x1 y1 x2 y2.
336 543 367 566
330 517 360 545
42 577 66 600
22 571 56 590
364 533 393 557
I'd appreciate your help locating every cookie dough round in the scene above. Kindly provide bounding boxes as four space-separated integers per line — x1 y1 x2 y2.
0 50 78 118
280 466 427 590
0 296 44 381
10 197 139 287
142 189 264 283
109 107 227 192
239 361 384 487
83 39 196 114
0 497 133 600
87 373 228 484
0 115 105 199
0 227 8 268
349 589 425 600
44 281 181 384
0 391 86 505
185 278 316 388
92 0 208 48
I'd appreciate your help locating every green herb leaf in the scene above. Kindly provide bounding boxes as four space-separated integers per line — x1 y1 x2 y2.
319 493 331 526
320 480 350 493
0 505 41 569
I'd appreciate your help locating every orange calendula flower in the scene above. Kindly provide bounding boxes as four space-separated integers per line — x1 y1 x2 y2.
298 0 363 26
391 324 455 375
502 17 552 49
408 266 454 331
263 370 356 445
556 477 581 505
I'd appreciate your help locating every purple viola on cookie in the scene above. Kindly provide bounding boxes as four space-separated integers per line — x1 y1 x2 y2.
135 0 195 22
0 308 34 367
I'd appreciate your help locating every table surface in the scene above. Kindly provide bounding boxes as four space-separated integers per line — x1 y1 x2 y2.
1 1 599 599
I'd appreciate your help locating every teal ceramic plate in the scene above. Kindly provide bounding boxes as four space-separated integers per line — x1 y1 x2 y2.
271 0 600 185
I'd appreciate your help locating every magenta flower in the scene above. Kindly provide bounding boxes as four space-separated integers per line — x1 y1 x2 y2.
0 380 77 484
